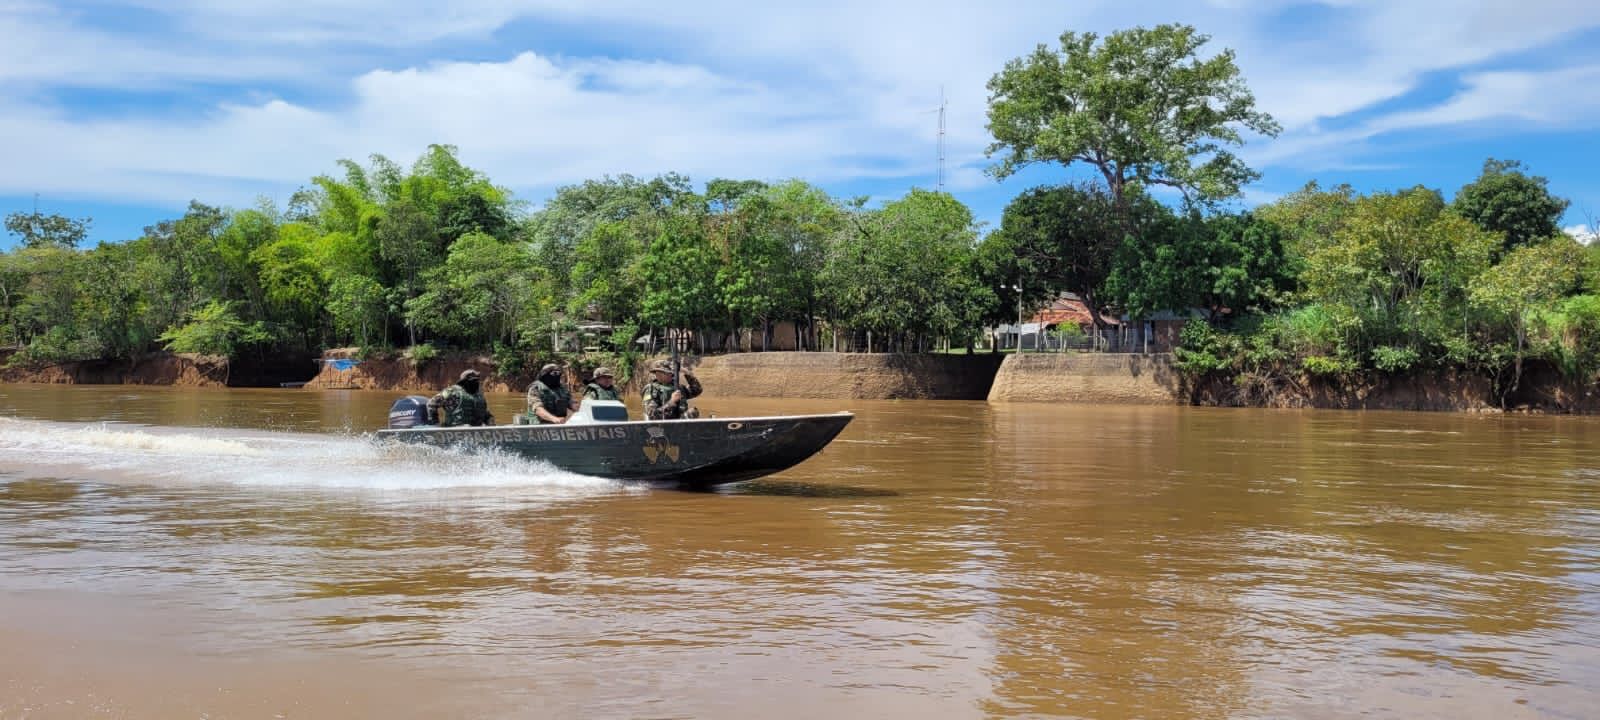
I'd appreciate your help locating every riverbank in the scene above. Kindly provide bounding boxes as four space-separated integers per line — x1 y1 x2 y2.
0 351 231 387
1186 363 1600 414
7 348 1598 413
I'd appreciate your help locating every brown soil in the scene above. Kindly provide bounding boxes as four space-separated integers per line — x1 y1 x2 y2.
1187 362 1600 414
0 352 230 387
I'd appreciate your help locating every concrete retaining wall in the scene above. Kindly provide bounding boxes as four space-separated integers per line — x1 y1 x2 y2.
686 352 1004 400
987 353 1182 404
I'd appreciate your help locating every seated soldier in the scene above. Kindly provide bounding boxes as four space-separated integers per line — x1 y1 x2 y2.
526 363 579 424
427 369 494 427
583 367 622 402
641 360 702 420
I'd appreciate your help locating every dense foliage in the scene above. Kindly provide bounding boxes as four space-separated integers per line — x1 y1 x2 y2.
1172 178 1600 401
1 146 992 366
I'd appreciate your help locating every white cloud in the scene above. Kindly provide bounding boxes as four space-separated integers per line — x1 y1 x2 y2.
1568 224 1599 245
0 52 948 203
1 0 1597 207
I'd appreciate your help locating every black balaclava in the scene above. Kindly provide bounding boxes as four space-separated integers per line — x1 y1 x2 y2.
540 370 562 388
460 378 481 394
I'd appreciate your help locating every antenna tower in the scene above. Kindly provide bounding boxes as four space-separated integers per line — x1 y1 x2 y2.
937 86 947 193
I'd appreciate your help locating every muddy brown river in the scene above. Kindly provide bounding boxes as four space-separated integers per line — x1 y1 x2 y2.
2 384 1598 719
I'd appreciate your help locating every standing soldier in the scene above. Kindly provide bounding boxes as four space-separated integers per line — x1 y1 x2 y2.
584 367 622 401
642 360 703 420
526 363 578 424
428 369 495 427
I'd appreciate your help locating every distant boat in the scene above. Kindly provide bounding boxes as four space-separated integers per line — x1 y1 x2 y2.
372 399 853 488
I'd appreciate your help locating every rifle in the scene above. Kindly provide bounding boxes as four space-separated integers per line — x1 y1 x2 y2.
672 329 681 391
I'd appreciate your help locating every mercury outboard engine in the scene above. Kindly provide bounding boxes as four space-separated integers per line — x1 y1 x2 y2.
387 395 435 429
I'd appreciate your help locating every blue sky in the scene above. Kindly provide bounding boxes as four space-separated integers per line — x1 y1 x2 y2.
2 0 1598 249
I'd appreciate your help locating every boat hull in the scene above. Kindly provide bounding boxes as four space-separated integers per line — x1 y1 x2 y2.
372 413 853 488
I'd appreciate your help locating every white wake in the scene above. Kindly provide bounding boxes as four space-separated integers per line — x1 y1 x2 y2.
0 416 624 493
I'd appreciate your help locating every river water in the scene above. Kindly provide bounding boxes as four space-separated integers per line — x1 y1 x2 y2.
1 384 1598 719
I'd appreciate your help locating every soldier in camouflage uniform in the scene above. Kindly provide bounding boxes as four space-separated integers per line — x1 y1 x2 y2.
526 363 578 424
642 360 702 420
583 366 622 401
428 368 495 427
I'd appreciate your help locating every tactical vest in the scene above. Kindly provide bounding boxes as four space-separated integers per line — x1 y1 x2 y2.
437 386 491 427
527 381 572 424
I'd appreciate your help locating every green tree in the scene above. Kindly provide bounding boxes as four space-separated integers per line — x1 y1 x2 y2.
1301 187 1498 359
251 223 328 348
568 220 645 324
823 190 989 350
327 275 387 349
527 173 695 300
749 180 846 350
1469 237 1586 399
407 232 543 347
712 180 842 351
1109 211 1293 320
1255 181 1358 263
4 210 91 249
1453 158 1569 253
990 183 1154 331
75 241 155 360
638 212 723 350
986 24 1279 206
157 300 270 357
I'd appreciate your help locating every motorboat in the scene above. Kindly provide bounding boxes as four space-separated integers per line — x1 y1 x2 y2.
373 398 853 488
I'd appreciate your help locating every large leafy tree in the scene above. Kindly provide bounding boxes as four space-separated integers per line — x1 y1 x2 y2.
986 24 1279 207
638 212 724 349
568 220 645 324
527 173 694 300
407 232 543 347
823 190 989 350
1453 158 1570 253
714 180 844 350
1255 181 1358 263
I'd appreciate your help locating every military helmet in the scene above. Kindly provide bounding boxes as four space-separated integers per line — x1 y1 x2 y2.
650 360 675 375
592 366 615 378
538 363 561 376
458 368 482 382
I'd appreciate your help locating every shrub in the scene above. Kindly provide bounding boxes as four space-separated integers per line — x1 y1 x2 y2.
1301 354 1357 376
403 343 438 369
492 342 528 376
1173 321 1236 375
1371 345 1420 373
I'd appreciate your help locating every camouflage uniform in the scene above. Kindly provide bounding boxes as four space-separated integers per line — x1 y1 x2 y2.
583 366 622 402
642 362 702 420
428 370 494 427
526 380 573 424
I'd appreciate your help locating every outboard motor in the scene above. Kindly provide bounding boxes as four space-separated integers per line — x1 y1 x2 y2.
387 395 435 429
